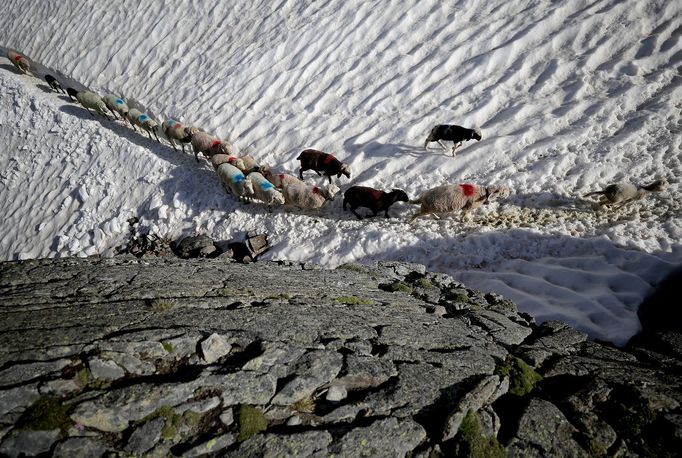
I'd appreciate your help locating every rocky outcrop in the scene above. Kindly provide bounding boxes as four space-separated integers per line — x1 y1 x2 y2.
0 257 680 456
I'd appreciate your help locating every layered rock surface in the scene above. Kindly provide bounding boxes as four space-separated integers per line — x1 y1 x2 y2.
0 257 680 457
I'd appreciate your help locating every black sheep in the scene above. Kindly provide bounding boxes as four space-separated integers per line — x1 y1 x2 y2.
44 75 65 94
424 124 482 155
343 186 409 219
66 87 79 102
297 149 351 184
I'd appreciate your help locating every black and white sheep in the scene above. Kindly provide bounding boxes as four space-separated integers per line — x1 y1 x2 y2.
409 183 509 221
103 95 130 125
6 51 32 76
76 91 112 119
44 75 65 94
282 182 339 210
424 125 482 155
128 108 160 142
248 172 285 211
343 186 409 220
297 149 351 183
584 179 666 210
216 163 255 202
162 119 192 153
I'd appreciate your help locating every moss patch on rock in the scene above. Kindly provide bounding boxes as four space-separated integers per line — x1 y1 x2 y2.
16 397 73 432
335 296 373 305
495 356 543 397
379 281 413 294
454 410 505 458
238 405 268 441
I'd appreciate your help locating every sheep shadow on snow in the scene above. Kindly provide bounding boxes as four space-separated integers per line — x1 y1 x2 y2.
0 63 24 76
58 103 234 215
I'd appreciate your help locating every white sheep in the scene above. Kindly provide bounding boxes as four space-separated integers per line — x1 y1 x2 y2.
76 91 112 120
409 183 510 222
162 119 192 153
262 168 305 189
248 172 285 211
210 154 246 171
186 128 218 162
7 51 32 76
234 155 259 174
282 182 340 210
584 179 665 210
216 163 255 202
103 95 130 125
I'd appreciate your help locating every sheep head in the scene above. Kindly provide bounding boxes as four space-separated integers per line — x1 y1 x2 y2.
472 127 482 141
339 163 351 179
323 183 341 200
243 177 255 197
391 189 409 203
487 184 510 201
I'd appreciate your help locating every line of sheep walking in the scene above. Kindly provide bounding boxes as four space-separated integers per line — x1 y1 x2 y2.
5 49 666 223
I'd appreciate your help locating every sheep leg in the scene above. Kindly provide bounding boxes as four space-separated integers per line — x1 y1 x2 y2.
168 138 177 151
437 140 447 150
108 108 119 120
146 130 153 140
153 130 160 143
299 168 306 180
451 142 462 156
86 108 95 117
350 207 363 220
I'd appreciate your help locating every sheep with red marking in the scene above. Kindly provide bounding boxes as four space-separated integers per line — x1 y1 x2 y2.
162 119 192 153
210 154 246 171
185 127 217 162
208 139 235 157
283 182 339 210
297 149 351 184
262 169 304 189
409 183 509 222
6 51 32 76
343 186 409 220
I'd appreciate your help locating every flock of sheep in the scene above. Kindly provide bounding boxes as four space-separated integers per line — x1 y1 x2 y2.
6 50 665 223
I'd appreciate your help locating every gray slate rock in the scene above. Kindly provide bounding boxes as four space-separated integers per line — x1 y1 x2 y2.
0 428 60 458
124 417 164 455
509 398 588 457
334 417 426 457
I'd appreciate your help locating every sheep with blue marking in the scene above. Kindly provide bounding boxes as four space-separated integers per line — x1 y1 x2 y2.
128 108 160 142
216 163 255 202
103 95 130 125
248 172 285 211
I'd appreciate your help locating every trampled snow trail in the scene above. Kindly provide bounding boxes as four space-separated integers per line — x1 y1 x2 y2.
1 0 681 344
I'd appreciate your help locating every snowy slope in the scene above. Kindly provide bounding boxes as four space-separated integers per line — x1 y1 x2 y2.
1 0 681 345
